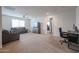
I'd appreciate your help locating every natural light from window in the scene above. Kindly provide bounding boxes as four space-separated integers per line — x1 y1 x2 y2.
12 19 25 28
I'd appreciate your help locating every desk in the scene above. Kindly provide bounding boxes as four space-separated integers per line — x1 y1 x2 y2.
66 31 79 50
67 31 79 44
68 31 79 34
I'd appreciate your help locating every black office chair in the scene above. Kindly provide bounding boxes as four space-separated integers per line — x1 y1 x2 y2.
59 27 68 45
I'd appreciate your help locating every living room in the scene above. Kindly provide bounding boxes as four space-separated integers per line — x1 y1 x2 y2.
0 6 79 52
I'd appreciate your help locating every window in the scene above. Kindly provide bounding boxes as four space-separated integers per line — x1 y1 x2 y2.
33 23 37 27
12 19 25 28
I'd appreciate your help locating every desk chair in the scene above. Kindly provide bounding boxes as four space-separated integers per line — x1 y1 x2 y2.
59 27 68 45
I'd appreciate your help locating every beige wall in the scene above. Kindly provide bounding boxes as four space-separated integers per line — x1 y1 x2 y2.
53 10 76 36
0 7 2 48
76 6 79 29
43 9 76 36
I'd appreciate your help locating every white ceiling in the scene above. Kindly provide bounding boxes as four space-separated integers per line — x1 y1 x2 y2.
2 6 76 18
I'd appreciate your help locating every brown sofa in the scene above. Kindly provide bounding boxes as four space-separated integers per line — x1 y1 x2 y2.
2 30 20 44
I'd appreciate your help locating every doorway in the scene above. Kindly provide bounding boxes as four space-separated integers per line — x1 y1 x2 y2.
47 18 53 34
